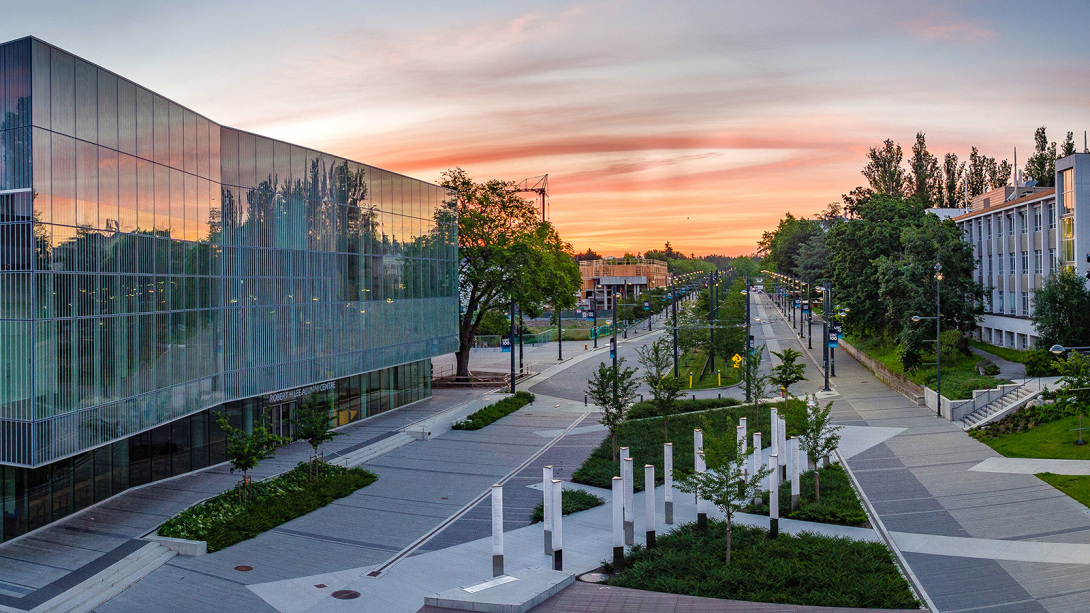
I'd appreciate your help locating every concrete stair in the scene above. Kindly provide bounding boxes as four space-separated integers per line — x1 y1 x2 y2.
32 542 175 613
960 385 1039 430
336 433 415 467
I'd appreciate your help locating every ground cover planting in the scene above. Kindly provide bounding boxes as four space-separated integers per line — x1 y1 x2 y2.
606 521 919 609
744 464 868 527
158 462 377 553
452 391 535 430
972 414 1090 460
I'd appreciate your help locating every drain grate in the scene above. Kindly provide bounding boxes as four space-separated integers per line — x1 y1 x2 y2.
332 590 360 600
234 565 253 572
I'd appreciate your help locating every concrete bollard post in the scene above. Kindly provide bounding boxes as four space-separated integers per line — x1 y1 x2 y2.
492 485 504 577
551 479 563 570
790 437 800 511
769 454 779 539
542 466 553 555
752 431 762 503
696 450 708 530
769 407 779 465
664 443 674 524
779 416 788 480
622 457 634 545
611 476 624 572
645 464 656 548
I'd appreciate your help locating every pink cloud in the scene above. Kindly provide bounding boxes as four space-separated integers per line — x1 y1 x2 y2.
903 10 998 43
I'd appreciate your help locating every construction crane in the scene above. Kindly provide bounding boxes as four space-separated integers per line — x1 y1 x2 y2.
515 174 548 222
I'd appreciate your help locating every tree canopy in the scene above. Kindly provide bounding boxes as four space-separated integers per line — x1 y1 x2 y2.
440 168 582 379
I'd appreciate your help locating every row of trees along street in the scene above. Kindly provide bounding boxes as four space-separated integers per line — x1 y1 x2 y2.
756 127 1083 383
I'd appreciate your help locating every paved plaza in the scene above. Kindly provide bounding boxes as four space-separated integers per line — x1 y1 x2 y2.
2 293 1090 612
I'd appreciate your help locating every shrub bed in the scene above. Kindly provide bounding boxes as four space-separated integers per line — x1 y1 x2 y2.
606 521 919 609
530 489 605 523
627 397 741 420
970 400 1083 441
744 465 868 527
572 400 805 491
972 415 1090 460
158 462 377 552
452 391 535 430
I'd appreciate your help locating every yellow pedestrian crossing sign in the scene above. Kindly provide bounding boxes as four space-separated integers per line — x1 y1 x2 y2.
732 353 742 368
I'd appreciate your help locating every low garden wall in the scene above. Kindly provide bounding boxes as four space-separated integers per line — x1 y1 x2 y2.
926 383 1022 421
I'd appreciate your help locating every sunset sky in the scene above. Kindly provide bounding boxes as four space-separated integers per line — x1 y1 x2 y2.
5 1 1090 256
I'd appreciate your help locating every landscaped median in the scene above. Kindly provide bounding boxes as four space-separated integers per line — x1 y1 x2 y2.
745 464 869 527
452 391 535 430
158 461 377 553
605 521 919 609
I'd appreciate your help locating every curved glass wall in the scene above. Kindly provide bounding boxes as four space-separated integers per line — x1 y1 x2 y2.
0 37 459 472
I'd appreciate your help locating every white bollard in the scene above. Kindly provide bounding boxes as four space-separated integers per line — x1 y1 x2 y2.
612 476 624 571
696 450 708 529
664 443 674 524
491 484 504 577
551 479 563 570
645 464 656 548
769 454 779 539
779 416 788 480
693 428 703 508
769 407 779 464
752 431 763 503
623 457 634 545
542 465 553 555
790 437 800 511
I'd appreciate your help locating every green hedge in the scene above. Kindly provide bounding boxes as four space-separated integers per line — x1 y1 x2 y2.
452 391 535 430
530 489 605 523
607 521 918 608
744 465 868 526
572 399 805 491
158 462 377 552
627 397 741 420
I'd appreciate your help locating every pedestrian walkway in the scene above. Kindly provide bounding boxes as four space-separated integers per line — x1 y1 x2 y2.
757 292 1090 613
970 346 1026 380
0 388 495 612
969 457 1090 476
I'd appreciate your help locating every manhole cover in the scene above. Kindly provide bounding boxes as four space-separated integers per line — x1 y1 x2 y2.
578 572 609 583
332 590 360 600
314 584 327 589
234 565 253 572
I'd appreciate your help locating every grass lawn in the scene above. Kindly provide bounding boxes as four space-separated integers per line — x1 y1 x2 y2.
744 464 868 527
607 521 919 609
975 415 1090 460
530 489 604 523
158 462 377 553
969 339 1028 364
848 335 1008 400
1037 473 1090 508
572 399 806 491
676 349 741 390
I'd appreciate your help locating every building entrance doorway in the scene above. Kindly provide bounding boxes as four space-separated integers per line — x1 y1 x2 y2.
269 403 295 439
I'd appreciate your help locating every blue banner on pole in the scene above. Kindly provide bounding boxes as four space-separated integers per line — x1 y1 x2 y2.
501 337 512 352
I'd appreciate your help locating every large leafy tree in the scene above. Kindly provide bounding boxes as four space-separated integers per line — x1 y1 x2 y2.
1032 268 1090 349
440 168 581 380
862 139 907 197
906 132 942 207
873 215 985 370
942 152 966 208
826 194 929 337
1024 126 1057 187
757 214 821 274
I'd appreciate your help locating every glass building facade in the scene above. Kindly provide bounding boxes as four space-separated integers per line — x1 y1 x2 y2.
0 37 458 542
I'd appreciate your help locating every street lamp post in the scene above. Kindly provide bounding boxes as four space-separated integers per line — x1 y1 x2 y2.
822 281 830 392
911 262 944 417
672 281 679 377
806 279 812 349
592 285 599 349
509 296 517 394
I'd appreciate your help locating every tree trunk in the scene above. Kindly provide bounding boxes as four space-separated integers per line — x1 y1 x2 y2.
814 468 821 503
611 432 617 462
726 516 732 564
455 335 473 382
